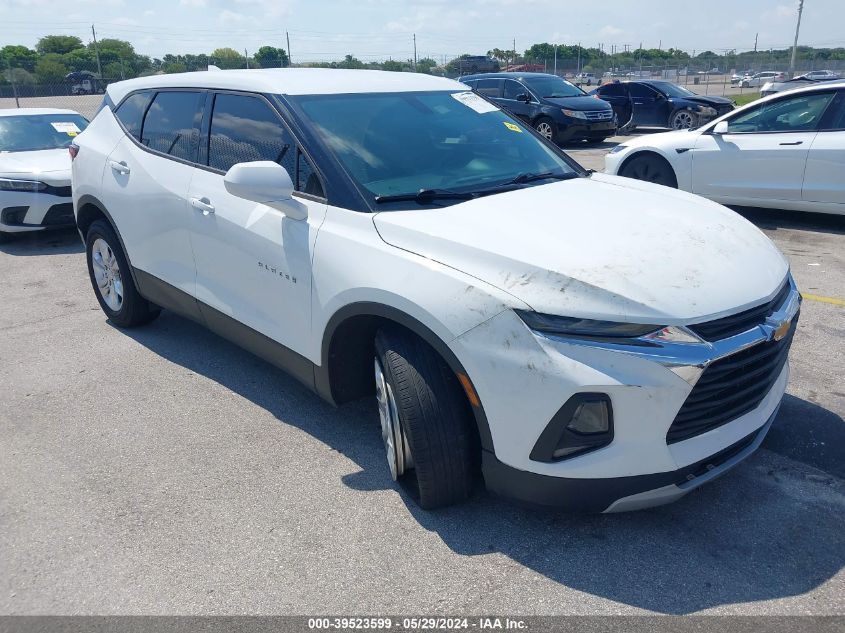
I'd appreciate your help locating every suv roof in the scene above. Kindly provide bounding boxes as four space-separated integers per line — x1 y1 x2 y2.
105 68 464 104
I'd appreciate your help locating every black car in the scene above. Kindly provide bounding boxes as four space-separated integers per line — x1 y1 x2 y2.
591 80 734 130
461 72 616 144
456 56 501 74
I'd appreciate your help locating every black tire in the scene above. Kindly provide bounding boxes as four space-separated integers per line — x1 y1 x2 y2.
619 153 678 188
534 116 557 143
85 219 160 328
374 327 476 509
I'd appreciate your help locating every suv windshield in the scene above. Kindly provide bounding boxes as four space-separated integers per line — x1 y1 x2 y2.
292 90 579 205
0 114 89 152
523 76 584 98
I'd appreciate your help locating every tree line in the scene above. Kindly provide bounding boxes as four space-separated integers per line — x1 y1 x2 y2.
2 34 844 86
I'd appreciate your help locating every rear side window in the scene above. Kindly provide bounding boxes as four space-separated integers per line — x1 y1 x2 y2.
628 83 657 98
114 91 154 140
474 79 501 98
141 91 203 161
208 93 295 176
599 83 625 97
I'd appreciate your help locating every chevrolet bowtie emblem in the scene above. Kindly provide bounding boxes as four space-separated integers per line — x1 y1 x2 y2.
773 319 791 341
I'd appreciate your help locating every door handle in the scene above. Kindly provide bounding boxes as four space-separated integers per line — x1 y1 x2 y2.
109 160 130 175
779 141 803 145
190 197 215 215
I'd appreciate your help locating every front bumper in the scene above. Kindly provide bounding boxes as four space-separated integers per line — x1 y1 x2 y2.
483 404 778 512
451 279 799 511
0 188 75 233
557 119 617 142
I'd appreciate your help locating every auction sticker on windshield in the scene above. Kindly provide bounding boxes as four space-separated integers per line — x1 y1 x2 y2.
451 91 499 114
51 122 81 135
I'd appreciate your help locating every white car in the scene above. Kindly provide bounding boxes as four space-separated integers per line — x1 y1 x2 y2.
740 71 784 88
72 69 799 512
798 70 840 81
0 108 89 240
606 81 845 215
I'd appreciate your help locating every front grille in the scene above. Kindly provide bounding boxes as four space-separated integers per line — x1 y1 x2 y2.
41 203 75 226
584 110 613 121
667 317 797 444
689 281 791 341
1 206 29 225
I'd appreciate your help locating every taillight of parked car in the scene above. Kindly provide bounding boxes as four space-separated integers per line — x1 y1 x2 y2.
68 143 79 161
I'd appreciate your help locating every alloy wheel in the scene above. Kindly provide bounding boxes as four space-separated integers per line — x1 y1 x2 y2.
91 237 123 312
535 121 554 140
671 110 696 130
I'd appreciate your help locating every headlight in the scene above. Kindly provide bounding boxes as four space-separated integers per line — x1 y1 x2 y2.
516 310 702 344
561 109 587 120
516 310 661 338
608 144 628 154
0 178 47 192
696 106 717 116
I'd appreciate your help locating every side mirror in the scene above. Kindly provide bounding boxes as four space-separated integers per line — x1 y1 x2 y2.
516 93 530 103
712 120 729 135
224 161 306 220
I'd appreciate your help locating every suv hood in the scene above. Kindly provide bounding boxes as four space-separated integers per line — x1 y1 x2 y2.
373 173 788 324
0 148 71 177
544 96 611 111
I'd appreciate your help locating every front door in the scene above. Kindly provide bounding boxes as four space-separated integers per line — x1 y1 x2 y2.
499 79 534 123
692 90 837 203
187 92 328 358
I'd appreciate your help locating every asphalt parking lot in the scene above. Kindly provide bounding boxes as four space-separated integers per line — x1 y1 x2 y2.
1 136 843 616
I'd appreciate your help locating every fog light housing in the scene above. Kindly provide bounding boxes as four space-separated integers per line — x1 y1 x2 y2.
530 393 613 462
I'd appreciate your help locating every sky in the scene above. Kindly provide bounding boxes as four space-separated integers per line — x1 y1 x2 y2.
0 0 843 62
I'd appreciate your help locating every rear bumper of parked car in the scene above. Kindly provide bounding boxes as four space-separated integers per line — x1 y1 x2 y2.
556 119 617 142
0 187 76 233
453 281 799 512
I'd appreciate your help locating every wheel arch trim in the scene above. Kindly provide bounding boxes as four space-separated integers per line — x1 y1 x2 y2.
317 301 494 452
75 194 141 289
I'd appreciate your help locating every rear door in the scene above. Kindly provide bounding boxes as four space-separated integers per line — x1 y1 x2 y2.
102 89 204 298
802 90 845 207
187 91 328 356
691 90 837 203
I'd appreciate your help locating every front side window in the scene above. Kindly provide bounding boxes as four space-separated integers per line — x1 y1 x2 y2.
141 91 203 160
0 113 89 152
207 93 295 177
115 91 154 140
502 80 525 100
820 91 845 130
292 90 579 206
727 91 836 133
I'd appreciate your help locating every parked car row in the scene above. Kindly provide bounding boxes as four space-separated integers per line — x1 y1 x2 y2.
2 68 827 517
605 81 845 215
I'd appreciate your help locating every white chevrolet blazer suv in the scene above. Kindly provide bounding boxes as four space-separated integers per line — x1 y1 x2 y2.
72 69 800 512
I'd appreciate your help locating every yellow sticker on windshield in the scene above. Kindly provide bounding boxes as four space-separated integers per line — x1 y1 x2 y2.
67 131 78 137
503 122 522 132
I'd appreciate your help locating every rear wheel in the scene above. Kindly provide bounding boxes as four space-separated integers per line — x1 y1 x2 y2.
85 220 160 328
534 117 557 143
374 327 476 509
619 153 678 188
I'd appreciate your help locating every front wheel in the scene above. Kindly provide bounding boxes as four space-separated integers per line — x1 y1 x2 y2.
670 109 699 130
374 328 476 509
534 117 557 143
619 154 678 188
85 220 160 328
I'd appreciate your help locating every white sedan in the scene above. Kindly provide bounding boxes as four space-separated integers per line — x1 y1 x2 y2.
0 108 89 241
605 81 845 215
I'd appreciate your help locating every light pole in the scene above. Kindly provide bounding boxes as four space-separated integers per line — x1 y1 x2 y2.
789 0 805 77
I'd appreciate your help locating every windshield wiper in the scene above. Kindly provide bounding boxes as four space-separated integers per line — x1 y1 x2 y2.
374 188 477 204
506 171 579 185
